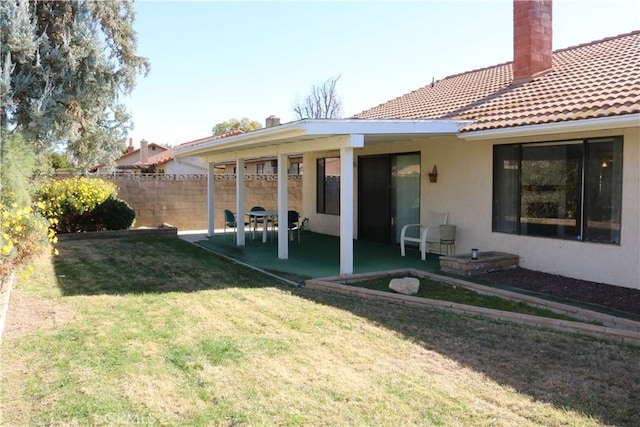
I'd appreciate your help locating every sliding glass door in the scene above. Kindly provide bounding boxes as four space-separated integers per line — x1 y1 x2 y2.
358 153 420 244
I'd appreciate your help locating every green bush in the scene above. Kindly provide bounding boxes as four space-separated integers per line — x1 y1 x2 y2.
1 202 55 280
0 133 37 207
35 177 118 233
0 133 55 280
91 197 136 231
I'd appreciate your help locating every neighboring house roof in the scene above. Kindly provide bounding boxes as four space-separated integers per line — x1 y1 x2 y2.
117 142 169 161
354 31 640 132
132 130 246 169
143 149 174 167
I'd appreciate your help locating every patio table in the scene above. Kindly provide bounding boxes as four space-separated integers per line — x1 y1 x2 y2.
246 210 278 243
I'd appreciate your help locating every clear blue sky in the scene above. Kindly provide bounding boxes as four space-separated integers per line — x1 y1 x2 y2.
126 0 640 147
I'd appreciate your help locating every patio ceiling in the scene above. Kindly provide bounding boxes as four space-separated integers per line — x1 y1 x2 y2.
174 118 472 162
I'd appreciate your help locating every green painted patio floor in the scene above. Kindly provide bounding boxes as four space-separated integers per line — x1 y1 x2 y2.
194 231 440 282
190 231 640 321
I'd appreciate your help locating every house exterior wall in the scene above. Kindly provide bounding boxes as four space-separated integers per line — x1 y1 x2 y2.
116 145 166 167
303 127 639 289
114 154 140 167
219 162 259 174
217 158 302 175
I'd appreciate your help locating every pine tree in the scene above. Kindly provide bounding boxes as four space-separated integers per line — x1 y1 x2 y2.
0 0 149 169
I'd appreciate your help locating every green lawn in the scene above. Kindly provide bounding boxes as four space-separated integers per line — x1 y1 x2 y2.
1 236 638 426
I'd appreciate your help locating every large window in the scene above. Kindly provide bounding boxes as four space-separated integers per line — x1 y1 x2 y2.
317 157 340 215
493 137 622 244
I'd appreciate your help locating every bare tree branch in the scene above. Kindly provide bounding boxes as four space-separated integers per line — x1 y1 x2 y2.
292 75 343 119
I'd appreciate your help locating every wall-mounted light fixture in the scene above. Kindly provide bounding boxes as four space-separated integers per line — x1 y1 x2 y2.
428 165 438 183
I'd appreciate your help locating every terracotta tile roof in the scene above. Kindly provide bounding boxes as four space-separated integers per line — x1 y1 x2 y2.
354 31 640 132
143 149 174 166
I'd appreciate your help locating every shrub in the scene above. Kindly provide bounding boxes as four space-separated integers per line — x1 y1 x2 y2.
91 197 136 231
35 177 118 233
1 202 55 280
0 133 37 207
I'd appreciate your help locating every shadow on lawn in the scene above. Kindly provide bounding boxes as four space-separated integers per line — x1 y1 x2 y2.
52 237 276 296
52 237 639 426
292 285 640 427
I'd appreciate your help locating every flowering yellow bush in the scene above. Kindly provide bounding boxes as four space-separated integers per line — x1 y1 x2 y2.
35 177 118 233
0 202 55 280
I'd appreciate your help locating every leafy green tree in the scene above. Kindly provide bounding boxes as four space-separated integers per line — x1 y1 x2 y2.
46 151 75 171
0 0 149 169
293 75 343 119
212 117 262 136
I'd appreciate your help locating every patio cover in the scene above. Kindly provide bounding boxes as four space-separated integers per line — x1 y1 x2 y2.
174 118 471 276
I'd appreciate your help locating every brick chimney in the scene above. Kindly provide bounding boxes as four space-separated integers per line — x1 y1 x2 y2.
140 139 149 163
265 115 281 128
127 138 134 153
513 0 552 83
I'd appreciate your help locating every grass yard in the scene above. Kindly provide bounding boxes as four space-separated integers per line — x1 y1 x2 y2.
1 237 639 426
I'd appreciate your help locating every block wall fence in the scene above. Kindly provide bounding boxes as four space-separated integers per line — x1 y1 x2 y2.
100 174 303 231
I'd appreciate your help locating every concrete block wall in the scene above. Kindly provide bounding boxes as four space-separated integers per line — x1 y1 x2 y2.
103 174 303 231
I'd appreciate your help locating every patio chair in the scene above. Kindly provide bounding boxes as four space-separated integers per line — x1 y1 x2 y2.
287 210 301 243
224 209 248 240
400 210 448 260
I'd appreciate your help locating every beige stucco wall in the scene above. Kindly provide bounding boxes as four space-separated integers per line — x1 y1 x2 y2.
303 127 639 289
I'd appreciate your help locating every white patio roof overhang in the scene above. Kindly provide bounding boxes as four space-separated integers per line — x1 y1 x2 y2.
174 118 471 276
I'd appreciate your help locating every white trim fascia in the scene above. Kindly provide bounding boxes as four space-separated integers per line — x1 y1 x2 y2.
459 114 640 141
298 118 472 135
203 135 360 163
174 118 471 158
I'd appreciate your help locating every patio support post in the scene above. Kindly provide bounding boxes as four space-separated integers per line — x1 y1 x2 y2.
236 158 246 246
207 162 215 236
277 153 288 259
340 141 358 275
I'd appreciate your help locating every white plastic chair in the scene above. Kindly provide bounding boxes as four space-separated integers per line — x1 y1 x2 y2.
400 211 449 260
